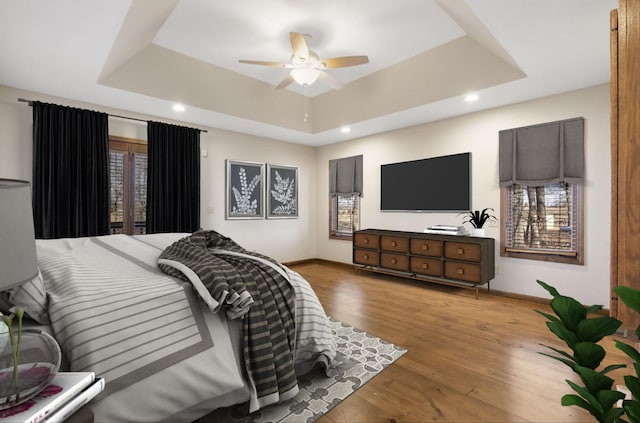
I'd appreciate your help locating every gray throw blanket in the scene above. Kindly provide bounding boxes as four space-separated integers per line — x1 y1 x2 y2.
157 230 298 412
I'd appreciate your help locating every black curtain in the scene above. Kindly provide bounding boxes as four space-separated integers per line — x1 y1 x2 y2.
32 102 110 239
146 121 200 233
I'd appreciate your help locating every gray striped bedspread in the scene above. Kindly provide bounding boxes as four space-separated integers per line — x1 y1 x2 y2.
158 230 298 412
35 233 337 422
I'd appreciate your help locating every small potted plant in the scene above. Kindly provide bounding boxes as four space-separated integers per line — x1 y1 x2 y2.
462 208 496 237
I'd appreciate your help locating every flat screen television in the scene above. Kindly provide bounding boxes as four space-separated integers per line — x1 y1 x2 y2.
380 152 471 212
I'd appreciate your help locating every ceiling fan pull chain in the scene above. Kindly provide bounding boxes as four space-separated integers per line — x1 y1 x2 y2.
304 87 309 122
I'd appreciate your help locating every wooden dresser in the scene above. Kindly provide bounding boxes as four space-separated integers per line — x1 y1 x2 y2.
353 229 495 298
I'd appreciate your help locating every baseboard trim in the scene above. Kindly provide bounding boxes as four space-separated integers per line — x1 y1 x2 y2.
481 287 610 316
281 258 317 267
285 258 610 315
283 258 354 270
482 287 551 305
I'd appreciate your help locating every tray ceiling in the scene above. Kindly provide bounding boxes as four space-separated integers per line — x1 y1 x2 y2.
0 0 615 146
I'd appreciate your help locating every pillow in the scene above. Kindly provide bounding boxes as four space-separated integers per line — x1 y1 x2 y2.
9 269 49 325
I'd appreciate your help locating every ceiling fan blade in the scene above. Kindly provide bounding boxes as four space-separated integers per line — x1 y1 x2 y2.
320 55 369 69
275 74 295 90
318 71 343 90
290 32 309 60
239 59 293 68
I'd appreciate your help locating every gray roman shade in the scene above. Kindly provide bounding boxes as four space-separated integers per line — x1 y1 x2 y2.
499 117 584 187
329 154 363 196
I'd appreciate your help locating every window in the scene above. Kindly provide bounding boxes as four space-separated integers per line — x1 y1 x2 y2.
501 183 582 264
330 194 360 239
109 136 147 235
498 117 584 264
329 155 363 240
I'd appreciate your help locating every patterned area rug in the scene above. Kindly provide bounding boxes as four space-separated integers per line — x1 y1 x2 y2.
201 318 407 423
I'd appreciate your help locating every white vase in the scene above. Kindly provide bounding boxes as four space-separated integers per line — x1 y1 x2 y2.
471 228 485 237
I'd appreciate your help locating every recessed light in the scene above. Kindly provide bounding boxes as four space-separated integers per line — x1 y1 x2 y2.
172 104 185 112
464 94 479 102
341 127 351 133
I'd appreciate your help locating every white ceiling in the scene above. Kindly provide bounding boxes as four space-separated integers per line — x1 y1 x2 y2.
0 0 616 146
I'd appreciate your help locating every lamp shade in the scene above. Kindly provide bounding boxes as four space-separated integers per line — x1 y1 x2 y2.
0 179 38 291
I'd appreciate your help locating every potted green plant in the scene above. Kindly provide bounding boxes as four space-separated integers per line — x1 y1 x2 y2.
462 208 496 236
536 280 640 423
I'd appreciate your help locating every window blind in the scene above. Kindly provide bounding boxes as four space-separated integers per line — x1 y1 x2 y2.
499 117 584 187
330 194 360 237
503 183 579 253
329 155 363 196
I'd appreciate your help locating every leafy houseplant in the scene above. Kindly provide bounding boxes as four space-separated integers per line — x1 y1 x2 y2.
536 280 640 423
463 208 496 229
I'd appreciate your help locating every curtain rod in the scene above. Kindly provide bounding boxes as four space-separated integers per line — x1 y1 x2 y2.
17 98 208 133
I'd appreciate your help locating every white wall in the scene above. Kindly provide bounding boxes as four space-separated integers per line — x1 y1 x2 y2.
315 84 611 307
0 85 317 263
199 128 316 261
0 83 613 306
0 95 33 181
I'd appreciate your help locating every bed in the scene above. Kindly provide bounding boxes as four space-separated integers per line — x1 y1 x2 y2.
15 230 337 422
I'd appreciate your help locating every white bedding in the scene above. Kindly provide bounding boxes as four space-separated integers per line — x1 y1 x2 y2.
35 233 336 422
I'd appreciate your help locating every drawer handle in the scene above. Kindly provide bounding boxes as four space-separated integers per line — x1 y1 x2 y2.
391 258 397 264
457 268 464 275
391 241 397 247
363 238 369 244
363 254 369 260
457 248 464 255
422 263 428 270
422 244 428 251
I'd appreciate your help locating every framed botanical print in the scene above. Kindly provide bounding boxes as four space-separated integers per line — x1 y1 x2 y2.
267 164 298 219
226 160 264 219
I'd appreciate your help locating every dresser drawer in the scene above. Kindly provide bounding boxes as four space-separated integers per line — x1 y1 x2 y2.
380 253 409 271
443 242 482 262
380 236 409 252
354 249 379 266
444 261 482 283
354 233 379 249
410 238 441 257
410 257 442 277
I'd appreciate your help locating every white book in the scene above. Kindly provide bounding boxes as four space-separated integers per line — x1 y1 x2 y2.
0 372 95 423
45 378 104 423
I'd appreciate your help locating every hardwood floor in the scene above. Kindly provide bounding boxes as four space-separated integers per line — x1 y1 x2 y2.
289 261 635 423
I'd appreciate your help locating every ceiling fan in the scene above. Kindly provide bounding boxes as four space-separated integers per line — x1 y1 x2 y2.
239 32 369 90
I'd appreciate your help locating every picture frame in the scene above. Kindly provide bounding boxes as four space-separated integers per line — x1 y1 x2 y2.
266 164 298 219
226 160 264 219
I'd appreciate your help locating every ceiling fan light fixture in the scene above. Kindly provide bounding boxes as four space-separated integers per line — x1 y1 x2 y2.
291 67 321 86
239 32 368 90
